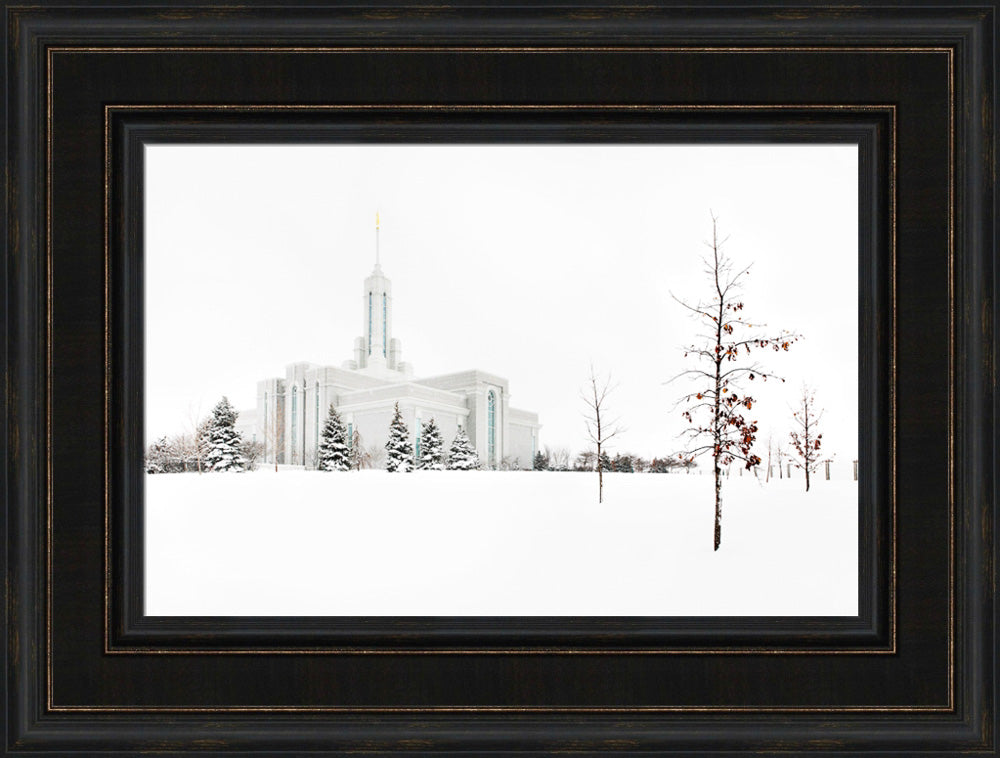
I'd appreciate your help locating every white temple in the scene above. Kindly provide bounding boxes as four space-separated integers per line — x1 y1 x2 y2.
237 215 541 470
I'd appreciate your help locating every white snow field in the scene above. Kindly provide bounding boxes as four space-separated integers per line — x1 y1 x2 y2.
145 470 858 616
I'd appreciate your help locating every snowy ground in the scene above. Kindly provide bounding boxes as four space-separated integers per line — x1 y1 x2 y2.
145 470 858 616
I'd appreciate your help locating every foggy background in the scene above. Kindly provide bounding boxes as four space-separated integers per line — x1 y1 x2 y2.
145 143 858 464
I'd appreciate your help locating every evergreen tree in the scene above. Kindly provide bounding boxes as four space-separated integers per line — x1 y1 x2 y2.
447 428 480 470
649 457 677 474
385 402 414 472
204 396 247 472
612 452 634 473
533 451 549 471
145 436 169 474
318 404 350 471
598 450 613 474
417 417 444 470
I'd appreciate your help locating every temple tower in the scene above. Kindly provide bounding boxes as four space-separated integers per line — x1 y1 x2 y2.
352 213 411 377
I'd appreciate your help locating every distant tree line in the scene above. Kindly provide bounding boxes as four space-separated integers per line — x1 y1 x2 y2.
532 447 697 474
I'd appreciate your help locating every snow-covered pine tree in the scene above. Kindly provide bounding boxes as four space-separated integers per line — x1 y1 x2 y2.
447 428 480 470
318 404 350 471
385 402 414 472
204 396 248 472
145 436 169 474
417 417 444 470
533 451 549 471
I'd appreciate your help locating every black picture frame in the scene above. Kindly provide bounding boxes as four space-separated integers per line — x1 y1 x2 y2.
4 2 996 755
114 111 888 652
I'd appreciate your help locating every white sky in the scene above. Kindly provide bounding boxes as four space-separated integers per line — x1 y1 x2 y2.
145 143 858 462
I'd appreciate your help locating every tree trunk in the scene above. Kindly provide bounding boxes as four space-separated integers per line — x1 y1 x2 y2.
712 331 723 550
597 443 603 503
805 467 810 492
714 462 722 551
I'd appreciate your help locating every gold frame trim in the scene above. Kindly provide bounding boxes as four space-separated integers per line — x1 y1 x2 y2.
39 44 954 715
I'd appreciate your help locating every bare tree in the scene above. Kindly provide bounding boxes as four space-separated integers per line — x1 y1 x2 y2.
365 443 385 470
764 432 786 482
574 450 597 472
789 385 827 492
671 213 799 550
582 365 624 503
775 440 787 479
499 455 521 471
544 445 571 472
261 404 283 472
181 403 210 473
348 429 365 471
240 438 264 471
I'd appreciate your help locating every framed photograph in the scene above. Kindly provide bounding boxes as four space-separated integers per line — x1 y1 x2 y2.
4 1 996 756
143 142 860 618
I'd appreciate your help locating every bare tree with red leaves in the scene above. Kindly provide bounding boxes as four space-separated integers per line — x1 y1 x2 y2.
672 214 799 551
789 385 826 492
